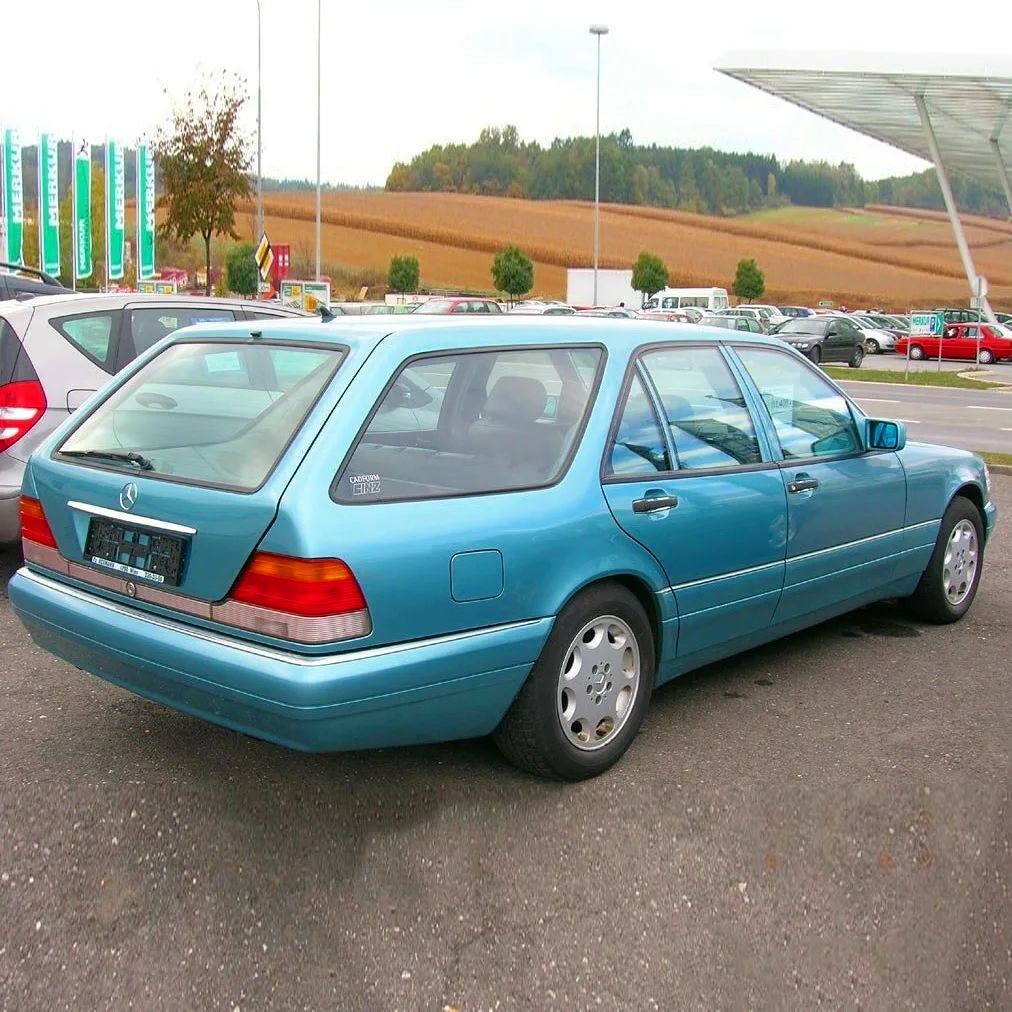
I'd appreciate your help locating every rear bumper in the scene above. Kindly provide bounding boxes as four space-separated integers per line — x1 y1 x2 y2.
0 485 21 544
10 567 549 752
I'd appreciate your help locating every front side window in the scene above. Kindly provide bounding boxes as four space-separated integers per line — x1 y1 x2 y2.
53 311 118 371
335 346 603 502
606 372 671 476
639 346 762 471
736 347 861 459
58 342 343 491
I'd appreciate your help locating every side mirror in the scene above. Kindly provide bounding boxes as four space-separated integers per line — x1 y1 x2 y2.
866 418 906 451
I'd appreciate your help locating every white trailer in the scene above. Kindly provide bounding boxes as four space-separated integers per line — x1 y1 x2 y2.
566 268 642 309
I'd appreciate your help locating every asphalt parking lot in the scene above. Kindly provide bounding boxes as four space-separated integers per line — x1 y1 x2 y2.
1 479 1010 1011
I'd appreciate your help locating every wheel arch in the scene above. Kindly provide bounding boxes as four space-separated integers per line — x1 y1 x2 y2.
953 481 985 520
556 572 666 672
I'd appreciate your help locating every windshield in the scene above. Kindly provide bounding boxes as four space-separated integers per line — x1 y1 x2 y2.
779 319 830 336
57 341 344 492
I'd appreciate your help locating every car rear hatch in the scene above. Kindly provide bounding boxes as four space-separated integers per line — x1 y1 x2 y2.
22 332 369 626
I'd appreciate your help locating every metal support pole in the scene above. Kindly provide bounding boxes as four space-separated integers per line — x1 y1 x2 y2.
255 0 263 244
314 0 321 282
593 32 602 305
915 94 998 326
989 136 1012 218
588 25 608 305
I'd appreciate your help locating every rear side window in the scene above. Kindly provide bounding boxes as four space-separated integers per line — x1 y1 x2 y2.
57 342 344 492
639 346 762 470
1 315 39 384
52 311 119 371
128 307 236 359
606 373 671 476
334 346 603 502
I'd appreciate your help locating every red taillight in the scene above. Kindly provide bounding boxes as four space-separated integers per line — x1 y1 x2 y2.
0 380 47 454
20 495 57 549
229 552 367 617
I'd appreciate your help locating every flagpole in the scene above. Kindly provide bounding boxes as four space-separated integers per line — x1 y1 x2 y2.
37 135 43 272
72 138 78 291
104 140 110 292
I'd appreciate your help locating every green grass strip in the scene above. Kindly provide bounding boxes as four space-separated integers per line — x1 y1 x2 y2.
977 451 1012 467
826 366 1008 390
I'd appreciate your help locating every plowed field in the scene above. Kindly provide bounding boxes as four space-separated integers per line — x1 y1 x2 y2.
240 192 1012 309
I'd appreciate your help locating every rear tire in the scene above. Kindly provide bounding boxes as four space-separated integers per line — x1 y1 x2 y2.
904 497 984 624
493 583 654 780
849 346 865 368
909 344 925 360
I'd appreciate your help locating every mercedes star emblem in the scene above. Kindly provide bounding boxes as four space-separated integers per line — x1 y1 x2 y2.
119 482 138 511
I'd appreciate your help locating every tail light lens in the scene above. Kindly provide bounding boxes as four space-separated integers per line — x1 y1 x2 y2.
20 495 57 549
218 552 371 643
0 380 47 454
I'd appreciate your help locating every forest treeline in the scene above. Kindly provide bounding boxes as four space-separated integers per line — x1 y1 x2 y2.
385 126 1008 218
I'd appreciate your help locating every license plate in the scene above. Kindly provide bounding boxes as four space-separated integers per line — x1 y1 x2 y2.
84 518 187 586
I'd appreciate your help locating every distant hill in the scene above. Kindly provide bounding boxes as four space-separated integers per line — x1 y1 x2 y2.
384 126 1008 219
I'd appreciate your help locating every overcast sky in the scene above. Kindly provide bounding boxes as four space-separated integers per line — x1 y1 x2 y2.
7 1 1011 186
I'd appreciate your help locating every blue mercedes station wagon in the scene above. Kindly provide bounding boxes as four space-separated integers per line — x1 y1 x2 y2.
9 318 997 779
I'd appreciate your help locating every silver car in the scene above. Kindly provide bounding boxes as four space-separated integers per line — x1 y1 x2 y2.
0 293 304 543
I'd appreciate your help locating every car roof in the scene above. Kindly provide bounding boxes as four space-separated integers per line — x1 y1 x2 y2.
164 313 794 357
0 292 307 323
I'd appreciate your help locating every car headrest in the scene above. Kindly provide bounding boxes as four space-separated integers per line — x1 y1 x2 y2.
482 375 547 424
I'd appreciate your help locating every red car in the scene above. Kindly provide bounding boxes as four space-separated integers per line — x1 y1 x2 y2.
896 323 1012 364
412 297 503 315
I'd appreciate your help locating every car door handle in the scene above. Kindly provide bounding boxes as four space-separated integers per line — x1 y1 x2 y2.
787 478 819 494
633 495 679 513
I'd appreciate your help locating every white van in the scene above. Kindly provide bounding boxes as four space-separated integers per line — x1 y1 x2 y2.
642 287 730 313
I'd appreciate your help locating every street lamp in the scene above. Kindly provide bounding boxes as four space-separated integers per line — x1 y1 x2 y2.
315 0 321 281
255 0 263 244
589 24 608 306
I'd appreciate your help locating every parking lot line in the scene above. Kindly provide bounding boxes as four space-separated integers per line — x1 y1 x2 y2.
893 418 922 424
856 397 901 404
967 405 1012 411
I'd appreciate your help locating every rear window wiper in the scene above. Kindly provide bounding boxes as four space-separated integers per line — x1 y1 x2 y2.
60 448 155 471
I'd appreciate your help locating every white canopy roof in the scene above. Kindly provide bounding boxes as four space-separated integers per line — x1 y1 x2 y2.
716 51 1012 195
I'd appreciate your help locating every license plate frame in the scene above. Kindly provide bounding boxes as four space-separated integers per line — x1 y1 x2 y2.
83 517 187 586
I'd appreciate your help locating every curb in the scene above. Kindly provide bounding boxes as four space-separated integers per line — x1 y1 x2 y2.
955 369 1012 387
989 464 1012 476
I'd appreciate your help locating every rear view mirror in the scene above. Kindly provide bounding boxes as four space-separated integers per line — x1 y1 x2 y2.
866 418 906 451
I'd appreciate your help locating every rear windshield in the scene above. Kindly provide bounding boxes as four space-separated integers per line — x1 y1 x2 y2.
780 319 830 335
57 341 343 492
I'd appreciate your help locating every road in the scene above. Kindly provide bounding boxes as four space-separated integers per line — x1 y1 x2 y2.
840 380 1012 454
1 479 1010 1010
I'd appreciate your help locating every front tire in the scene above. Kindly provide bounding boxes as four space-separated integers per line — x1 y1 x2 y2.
493 583 654 780
909 344 925 360
849 346 865 368
904 497 984 624
978 349 995 365
809 346 822 365
866 338 880 355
